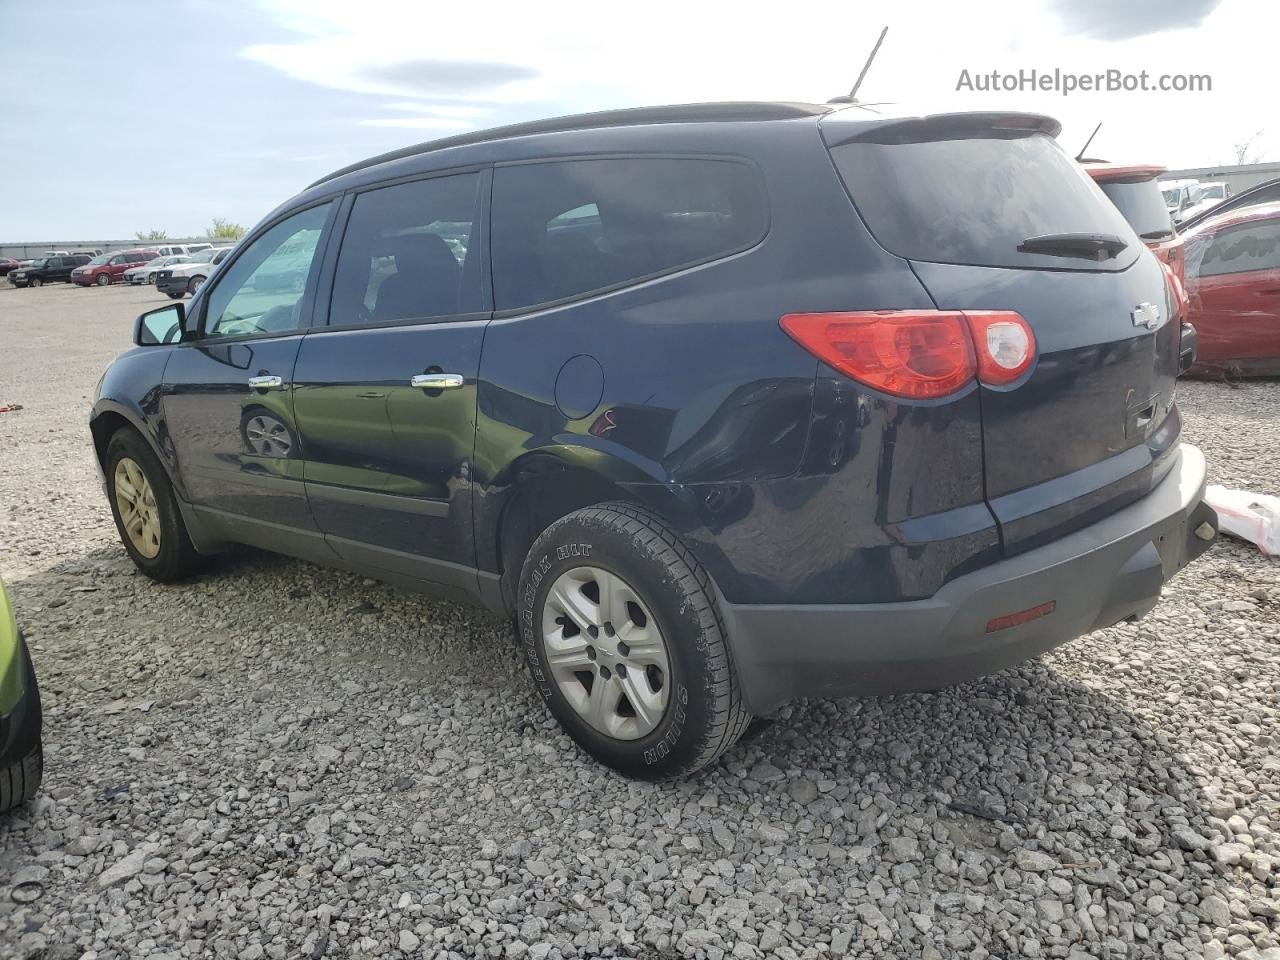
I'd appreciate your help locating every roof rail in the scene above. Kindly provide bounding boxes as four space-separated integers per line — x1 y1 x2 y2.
309 101 831 187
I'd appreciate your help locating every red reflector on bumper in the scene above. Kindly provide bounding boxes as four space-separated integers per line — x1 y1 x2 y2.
985 600 1056 633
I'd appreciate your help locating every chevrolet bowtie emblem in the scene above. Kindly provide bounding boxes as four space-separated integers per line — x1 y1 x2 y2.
1132 302 1161 330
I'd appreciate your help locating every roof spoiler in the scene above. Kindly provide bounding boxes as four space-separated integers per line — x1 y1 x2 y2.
823 111 1061 147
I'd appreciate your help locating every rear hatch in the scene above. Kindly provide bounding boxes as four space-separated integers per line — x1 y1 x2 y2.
823 112 1182 555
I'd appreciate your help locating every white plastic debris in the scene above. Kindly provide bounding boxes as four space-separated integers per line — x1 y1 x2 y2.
1204 485 1280 557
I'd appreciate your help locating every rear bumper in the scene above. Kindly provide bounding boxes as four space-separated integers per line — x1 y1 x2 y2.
0 633 41 770
720 444 1214 713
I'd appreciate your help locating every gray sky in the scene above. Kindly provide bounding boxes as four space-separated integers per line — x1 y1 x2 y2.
1 0 1271 240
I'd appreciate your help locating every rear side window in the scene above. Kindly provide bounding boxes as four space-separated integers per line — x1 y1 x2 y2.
1192 221 1280 277
491 157 766 310
830 131 1141 270
329 172 482 326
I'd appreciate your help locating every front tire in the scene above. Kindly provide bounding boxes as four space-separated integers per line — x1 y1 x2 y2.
166 291 184 300
517 503 750 779
95 273 111 286
188 275 205 294
29 276 42 288
104 428 204 581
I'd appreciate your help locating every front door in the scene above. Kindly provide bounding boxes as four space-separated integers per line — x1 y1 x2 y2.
1188 217 1280 368
292 170 489 593
162 201 337 548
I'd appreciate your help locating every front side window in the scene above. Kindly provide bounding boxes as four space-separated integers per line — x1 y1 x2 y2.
202 203 332 339
110 255 127 265
491 157 767 310
1190 220 1280 278
329 172 481 327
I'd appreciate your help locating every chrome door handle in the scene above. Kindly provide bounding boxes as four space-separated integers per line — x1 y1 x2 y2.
247 375 284 390
410 373 465 391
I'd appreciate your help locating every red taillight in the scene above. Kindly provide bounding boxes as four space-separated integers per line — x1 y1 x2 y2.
780 309 1036 399
780 311 975 400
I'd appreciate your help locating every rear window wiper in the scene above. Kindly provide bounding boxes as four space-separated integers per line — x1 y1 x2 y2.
1139 229 1175 241
1016 232 1129 260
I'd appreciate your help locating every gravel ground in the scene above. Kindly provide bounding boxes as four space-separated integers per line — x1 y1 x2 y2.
0 282 1277 960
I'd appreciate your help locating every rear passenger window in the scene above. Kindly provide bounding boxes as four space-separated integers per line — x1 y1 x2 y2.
1193 222 1280 277
329 172 482 327
491 157 767 310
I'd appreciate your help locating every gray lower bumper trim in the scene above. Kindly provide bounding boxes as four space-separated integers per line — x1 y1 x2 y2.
719 444 1214 713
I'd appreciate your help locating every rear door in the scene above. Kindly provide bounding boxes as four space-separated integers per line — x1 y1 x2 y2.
293 169 490 595
826 115 1180 554
1185 217 1280 368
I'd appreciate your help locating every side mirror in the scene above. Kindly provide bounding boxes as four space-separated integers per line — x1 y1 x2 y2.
134 303 186 346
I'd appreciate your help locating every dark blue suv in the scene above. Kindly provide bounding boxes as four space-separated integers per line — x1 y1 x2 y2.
91 102 1217 778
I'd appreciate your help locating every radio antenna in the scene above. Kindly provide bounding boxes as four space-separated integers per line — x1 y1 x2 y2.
1075 122 1102 161
829 26 888 104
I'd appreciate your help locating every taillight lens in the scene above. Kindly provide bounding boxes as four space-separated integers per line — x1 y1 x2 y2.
780 309 1035 399
964 311 1036 385
780 311 975 400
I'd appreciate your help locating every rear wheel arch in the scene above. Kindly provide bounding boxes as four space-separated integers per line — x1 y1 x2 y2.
494 460 644 614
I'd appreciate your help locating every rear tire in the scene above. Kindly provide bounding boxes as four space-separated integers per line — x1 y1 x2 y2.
105 428 205 581
166 291 184 300
188 275 205 294
517 503 750 779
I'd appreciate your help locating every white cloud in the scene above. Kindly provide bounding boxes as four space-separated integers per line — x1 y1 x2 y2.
359 117 475 130
246 0 1278 169
381 103 494 118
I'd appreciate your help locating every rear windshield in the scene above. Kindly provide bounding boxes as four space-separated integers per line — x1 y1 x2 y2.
830 131 1141 270
1098 179 1176 241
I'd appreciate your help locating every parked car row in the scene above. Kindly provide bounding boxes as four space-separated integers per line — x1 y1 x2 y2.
5 243 215 289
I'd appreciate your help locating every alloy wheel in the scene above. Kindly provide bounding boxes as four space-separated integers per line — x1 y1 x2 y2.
541 565 671 740
113 457 161 559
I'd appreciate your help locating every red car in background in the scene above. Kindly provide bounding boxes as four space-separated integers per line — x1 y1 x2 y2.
1180 201 1280 377
71 249 160 286
1083 161 1197 373
0 257 20 276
